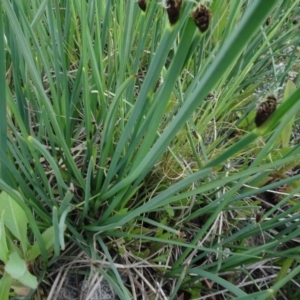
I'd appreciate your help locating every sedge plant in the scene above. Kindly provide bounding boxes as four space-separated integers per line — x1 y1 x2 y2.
0 0 300 299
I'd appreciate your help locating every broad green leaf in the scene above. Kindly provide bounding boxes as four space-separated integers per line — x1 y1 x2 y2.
0 211 9 262
0 272 13 300
5 251 27 278
5 251 38 290
0 191 29 253
15 270 38 290
27 226 55 262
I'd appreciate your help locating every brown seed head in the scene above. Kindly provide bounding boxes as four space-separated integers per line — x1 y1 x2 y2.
192 4 211 33
191 129 198 138
255 209 265 223
166 0 182 25
255 95 277 127
138 0 147 12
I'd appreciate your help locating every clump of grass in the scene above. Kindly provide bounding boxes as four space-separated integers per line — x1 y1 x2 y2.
0 1 300 299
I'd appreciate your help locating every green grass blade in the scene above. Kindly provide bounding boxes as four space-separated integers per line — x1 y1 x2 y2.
0 0 8 183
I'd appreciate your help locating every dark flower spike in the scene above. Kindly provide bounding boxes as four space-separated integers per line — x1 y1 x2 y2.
165 0 182 25
138 0 147 12
255 95 277 127
255 209 264 223
192 4 211 33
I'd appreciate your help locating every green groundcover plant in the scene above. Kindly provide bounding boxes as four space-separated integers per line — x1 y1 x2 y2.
0 0 300 299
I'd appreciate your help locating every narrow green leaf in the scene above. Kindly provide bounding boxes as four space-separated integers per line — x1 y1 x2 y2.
58 187 74 216
30 0 48 28
281 80 296 147
81 157 94 221
272 257 294 299
52 206 60 256
188 268 247 297
97 236 132 299
58 207 70 251
169 264 188 300
275 257 294 285
255 265 300 300
0 273 13 300
27 136 69 195
96 74 138 197
235 290 273 300
131 17 197 171
0 0 9 183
